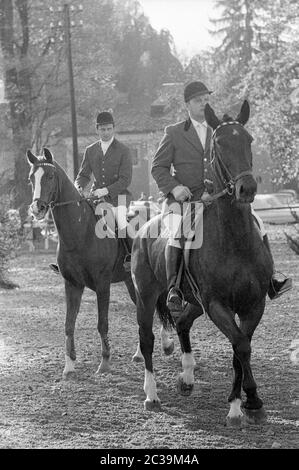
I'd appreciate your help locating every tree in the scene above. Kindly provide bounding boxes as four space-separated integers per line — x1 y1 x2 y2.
0 0 33 219
112 0 184 104
210 0 256 68
0 0 185 221
206 0 298 189
238 0 299 189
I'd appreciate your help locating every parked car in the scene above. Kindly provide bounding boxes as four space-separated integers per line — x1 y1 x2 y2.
252 193 299 224
274 190 298 204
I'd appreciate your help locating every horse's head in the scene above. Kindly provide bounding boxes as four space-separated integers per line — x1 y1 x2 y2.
27 148 57 219
204 100 257 203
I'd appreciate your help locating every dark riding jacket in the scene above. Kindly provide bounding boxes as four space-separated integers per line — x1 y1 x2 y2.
151 118 212 200
75 138 132 206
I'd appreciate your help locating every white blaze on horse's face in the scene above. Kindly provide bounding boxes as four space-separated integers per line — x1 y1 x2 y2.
33 167 44 201
30 167 45 216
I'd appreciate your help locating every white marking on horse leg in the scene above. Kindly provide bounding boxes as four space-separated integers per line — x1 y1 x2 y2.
160 326 174 352
33 167 44 200
63 354 76 376
227 398 244 420
144 369 159 402
180 352 195 385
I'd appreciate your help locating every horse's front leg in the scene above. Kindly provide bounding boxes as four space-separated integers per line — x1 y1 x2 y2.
95 280 112 374
209 299 266 427
238 301 266 425
175 303 203 396
63 280 84 379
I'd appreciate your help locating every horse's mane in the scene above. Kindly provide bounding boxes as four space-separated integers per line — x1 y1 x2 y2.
52 159 76 186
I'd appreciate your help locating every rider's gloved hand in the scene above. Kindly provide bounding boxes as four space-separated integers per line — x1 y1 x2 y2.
204 179 214 195
171 185 192 203
93 187 109 199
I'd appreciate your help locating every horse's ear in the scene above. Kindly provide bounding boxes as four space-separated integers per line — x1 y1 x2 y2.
43 147 53 163
236 100 250 125
204 103 220 130
27 150 37 165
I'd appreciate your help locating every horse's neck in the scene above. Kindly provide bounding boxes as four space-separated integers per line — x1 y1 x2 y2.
214 197 254 246
52 167 92 243
59 171 80 203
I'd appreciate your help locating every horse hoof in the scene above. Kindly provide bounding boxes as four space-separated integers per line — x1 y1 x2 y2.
62 371 77 381
163 341 174 356
132 354 144 363
176 376 194 396
144 399 162 412
243 406 267 425
225 415 245 428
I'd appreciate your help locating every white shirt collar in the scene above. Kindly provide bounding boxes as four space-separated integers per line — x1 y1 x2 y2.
190 117 207 128
99 136 114 153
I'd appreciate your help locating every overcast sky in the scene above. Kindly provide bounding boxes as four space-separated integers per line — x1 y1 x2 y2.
138 0 220 57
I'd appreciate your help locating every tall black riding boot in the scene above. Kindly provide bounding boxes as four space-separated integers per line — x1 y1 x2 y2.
263 235 292 300
165 245 184 314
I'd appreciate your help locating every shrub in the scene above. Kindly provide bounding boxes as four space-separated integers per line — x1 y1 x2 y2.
0 196 23 289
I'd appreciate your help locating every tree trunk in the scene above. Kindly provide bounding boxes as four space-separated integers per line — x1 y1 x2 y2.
0 0 32 221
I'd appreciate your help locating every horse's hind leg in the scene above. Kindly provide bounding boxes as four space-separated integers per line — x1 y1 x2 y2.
95 280 112 374
160 325 174 356
63 280 84 379
209 299 265 426
155 291 175 356
176 303 203 396
135 283 161 411
133 291 175 363
124 276 136 305
123 277 144 363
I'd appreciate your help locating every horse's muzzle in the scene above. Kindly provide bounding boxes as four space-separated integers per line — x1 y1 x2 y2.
30 200 48 219
235 175 257 203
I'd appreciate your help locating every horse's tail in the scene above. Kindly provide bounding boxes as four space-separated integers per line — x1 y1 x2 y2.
156 291 176 330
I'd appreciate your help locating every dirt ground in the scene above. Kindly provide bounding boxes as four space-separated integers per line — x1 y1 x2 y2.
0 225 298 450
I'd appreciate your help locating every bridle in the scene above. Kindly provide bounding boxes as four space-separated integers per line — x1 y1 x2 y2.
31 162 84 210
209 121 253 199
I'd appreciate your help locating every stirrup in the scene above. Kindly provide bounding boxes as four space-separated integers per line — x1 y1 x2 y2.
166 287 184 313
49 263 60 275
123 254 131 272
268 276 292 300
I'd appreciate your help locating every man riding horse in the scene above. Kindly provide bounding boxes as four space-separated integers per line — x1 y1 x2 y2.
50 110 133 273
151 81 292 314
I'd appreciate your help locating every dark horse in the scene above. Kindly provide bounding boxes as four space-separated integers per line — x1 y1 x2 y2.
131 101 273 425
27 148 140 377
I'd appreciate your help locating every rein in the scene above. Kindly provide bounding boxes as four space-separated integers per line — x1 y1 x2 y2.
50 196 102 210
